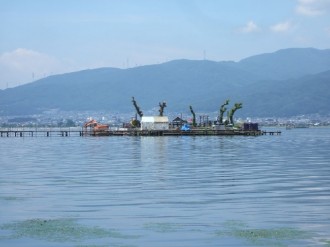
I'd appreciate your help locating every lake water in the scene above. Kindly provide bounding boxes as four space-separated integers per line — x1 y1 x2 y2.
0 128 330 247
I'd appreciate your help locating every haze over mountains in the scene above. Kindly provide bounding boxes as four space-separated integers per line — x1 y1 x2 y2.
0 48 329 117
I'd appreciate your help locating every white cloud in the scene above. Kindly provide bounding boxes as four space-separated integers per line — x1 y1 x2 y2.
270 21 292 32
239 21 260 33
0 48 58 72
296 0 330 16
0 48 69 89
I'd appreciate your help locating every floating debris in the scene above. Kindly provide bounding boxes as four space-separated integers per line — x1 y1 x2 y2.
0 218 137 242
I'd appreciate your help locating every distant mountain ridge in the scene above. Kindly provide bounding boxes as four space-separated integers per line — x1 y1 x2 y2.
238 48 330 80
0 47 330 117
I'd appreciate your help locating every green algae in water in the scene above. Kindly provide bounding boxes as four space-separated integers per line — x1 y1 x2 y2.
75 245 110 247
74 244 135 247
144 222 180 233
0 196 24 201
321 239 330 246
216 220 311 247
75 244 136 247
1 218 137 242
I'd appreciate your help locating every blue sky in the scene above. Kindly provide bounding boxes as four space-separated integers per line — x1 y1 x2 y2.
1 0 330 89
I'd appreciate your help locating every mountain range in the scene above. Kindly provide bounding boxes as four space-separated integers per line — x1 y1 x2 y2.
0 47 330 117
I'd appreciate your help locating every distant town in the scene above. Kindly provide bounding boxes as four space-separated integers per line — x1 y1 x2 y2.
1 110 329 129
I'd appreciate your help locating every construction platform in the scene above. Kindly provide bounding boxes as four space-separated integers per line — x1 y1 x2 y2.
0 128 281 137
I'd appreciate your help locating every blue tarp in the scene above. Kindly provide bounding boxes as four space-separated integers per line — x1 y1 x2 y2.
181 124 191 131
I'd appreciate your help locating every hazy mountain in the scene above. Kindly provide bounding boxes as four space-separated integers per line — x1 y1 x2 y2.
237 47 330 80
233 69 330 117
0 48 329 117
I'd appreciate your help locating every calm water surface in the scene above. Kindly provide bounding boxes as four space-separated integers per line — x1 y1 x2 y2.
0 128 329 246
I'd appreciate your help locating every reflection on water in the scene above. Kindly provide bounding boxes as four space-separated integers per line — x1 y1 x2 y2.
0 128 330 246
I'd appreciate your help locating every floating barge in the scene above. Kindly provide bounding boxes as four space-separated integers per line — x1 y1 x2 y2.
100 129 264 136
0 128 281 137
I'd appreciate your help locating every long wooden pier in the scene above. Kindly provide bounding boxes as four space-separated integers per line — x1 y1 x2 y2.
0 128 281 137
0 129 84 137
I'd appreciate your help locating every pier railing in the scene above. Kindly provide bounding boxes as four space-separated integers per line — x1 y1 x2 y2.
0 127 84 137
